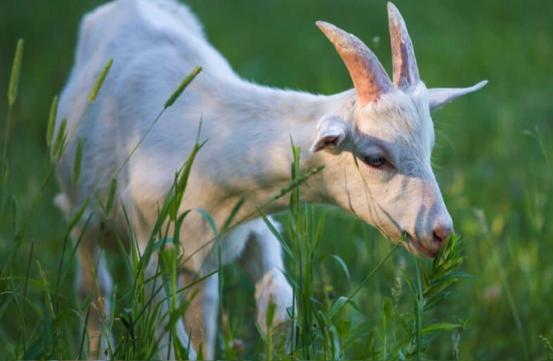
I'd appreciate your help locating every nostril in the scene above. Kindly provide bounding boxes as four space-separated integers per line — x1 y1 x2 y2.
433 231 444 244
433 226 453 245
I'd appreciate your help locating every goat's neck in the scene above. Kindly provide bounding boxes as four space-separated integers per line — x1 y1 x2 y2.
207 79 355 214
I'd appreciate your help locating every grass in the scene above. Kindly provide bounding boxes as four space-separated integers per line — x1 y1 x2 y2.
1 0 553 360
0 42 470 360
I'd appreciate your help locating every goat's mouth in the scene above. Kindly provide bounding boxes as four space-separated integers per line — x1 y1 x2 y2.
404 233 436 258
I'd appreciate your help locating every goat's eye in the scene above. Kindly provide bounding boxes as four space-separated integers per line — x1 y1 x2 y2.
364 155 386 168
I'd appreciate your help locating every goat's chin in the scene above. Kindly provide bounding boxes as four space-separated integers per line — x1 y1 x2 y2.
376 227 436 258
377 229 436 258
401 234 437 258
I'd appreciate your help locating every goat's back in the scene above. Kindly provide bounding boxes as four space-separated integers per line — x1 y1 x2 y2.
54 0 237 234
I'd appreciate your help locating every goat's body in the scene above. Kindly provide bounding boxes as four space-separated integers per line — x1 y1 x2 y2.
57 0 330 272
56 0 484 358
56 0 341 357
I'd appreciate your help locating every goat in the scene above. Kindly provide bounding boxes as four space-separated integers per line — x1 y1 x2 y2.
54 0 486 358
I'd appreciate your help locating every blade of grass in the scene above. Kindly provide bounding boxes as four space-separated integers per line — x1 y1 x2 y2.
7 39 23 106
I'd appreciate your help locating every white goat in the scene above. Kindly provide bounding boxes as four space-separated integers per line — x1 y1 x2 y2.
54 0 486 359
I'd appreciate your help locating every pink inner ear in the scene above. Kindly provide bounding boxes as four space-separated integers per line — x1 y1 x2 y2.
313 135 340 152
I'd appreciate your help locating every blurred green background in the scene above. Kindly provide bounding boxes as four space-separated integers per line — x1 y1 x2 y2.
1 0 552 360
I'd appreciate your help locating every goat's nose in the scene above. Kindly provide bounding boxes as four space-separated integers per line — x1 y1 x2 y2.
432 222 453 245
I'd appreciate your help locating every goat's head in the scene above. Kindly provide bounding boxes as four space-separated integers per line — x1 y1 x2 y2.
311 3 486 257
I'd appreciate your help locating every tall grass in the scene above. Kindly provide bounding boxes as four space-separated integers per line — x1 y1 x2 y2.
0 39 470 360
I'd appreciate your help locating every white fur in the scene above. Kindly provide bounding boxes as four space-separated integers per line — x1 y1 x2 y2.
55 0 483 358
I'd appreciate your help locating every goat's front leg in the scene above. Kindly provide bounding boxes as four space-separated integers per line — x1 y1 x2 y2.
181 272 219 360
238 218 293 338
74 233 114 360
141 250 197 360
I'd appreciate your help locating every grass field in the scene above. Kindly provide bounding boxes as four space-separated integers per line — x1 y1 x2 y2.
1 0 552 360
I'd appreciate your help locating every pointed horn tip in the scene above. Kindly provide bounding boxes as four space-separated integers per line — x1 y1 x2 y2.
315 21 332 32
315 21 337 39
315 21 355 48
387 2 399 13
387 2 405 25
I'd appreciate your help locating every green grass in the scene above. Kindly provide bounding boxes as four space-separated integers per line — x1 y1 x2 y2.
1 0 553 360
0 45 470 360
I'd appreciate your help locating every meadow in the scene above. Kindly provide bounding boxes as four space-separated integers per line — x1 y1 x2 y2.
1 0 552 359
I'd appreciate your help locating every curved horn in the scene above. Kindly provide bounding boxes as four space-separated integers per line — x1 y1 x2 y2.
388 2 420 89
316 21 393 106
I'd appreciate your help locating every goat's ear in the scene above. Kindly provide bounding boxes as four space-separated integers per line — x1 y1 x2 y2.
310 115 349 154
428 80 488 111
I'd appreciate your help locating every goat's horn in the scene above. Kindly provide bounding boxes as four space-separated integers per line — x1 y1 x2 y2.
317 21 392 106
388 2 420 89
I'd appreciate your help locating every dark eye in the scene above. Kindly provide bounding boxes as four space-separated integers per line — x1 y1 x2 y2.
364 155 386 168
